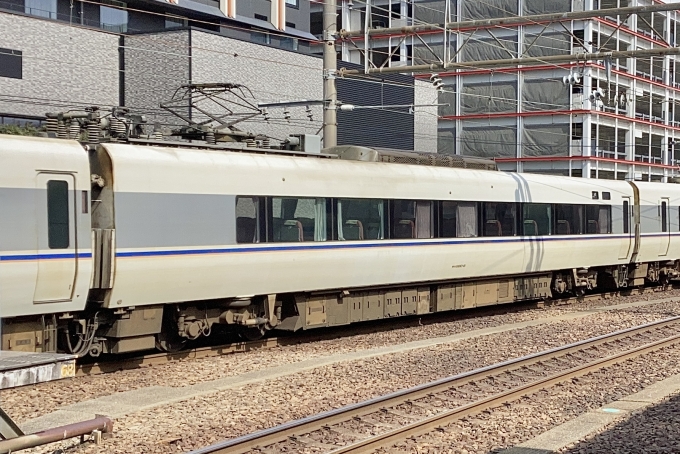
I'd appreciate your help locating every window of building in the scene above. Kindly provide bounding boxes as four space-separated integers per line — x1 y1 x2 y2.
285 22 296 29
268 197 326 242
47 180 70 249
236 196 259 243
554 204 584 235
251 30 271 45
522 203 551 235
0 48 22 80
254 13 268 21
25 0 56 19
337 199 384 240
165 16 187 29
279 37 299 51
482 202 516 236
100 0 128 33
586 205 612 234
285 0 299 6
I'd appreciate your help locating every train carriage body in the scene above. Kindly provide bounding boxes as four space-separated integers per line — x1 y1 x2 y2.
0 135 91 321
2 134 680 355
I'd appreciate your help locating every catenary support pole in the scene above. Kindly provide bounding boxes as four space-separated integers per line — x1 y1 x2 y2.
323 0 338 148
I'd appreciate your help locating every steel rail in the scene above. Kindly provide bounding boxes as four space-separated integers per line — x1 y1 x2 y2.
188 315 680 454
331 332 680 454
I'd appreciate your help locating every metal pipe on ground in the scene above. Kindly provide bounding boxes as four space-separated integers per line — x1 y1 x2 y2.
0 416 113 453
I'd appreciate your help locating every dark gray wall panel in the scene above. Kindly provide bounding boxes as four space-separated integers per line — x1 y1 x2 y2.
337 61 414 150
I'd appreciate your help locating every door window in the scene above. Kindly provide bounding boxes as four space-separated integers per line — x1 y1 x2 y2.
46 180 69 249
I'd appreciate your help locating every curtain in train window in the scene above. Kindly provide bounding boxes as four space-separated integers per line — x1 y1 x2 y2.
456 202 478 237
269 197 326 242
337 199 384 240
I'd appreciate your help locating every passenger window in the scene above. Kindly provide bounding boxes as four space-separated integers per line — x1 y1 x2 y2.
47 180 69 249
269 197 326 242
554 204 584 235
662 201 668 233
415 201 432 239
337 199 384 240
623 201 629 234
391 200 416 239
456 202 478 238
236 196 259 243
522 203 551 236
482 202 516 236
586 205 612 234
439 201 458 238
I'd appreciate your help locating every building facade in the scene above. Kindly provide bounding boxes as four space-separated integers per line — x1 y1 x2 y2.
1 0 431 150
325 0 680 181
0 0 314 125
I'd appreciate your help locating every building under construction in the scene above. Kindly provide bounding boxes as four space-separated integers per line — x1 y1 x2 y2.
319 0 680 181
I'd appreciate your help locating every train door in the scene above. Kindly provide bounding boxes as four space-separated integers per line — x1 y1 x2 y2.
659 198 670 257
618 197 632 260
33 173 78 303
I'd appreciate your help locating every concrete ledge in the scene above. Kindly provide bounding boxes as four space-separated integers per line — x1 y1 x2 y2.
500 374 680 454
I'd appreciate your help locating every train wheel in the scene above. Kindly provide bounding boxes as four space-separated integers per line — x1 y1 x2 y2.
155 330 187 353
155 308 187 352
241 325 267 341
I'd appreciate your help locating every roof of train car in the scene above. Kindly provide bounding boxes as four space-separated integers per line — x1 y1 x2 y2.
0 134 89 189
102 142 636 204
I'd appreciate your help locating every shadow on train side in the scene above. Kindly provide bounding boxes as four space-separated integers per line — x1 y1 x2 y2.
509 172 546 273
484 393 680 454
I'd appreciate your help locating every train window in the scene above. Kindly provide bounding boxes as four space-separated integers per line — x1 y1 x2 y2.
623 201 629 234
268 197 326 242
456 202 478 238
662 201 668 233
46 180 69 249
522 203 551 236
390 200 416 239
438 201 457 238
415 201 432 239
482 202 516 236
553 204 584 235
236 196 259 243
81 191 88 214
337 199 384 240
586 205 612 234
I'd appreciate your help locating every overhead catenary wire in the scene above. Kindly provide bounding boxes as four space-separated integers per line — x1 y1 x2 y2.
3 3 680 151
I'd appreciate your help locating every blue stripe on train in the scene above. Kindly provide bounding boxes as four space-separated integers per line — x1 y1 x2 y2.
115 235 631 257
0 253 93 261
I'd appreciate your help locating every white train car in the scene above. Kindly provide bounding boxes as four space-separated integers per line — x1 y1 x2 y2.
0 135 91 352
1 134 680 355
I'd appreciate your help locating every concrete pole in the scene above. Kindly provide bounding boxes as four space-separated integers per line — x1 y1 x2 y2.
323 0 338 148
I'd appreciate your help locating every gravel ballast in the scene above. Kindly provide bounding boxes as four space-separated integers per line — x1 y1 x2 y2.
4 291 680 453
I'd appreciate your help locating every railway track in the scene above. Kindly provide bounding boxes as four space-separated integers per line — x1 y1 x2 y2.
189 315 680 454
76 287 664 376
